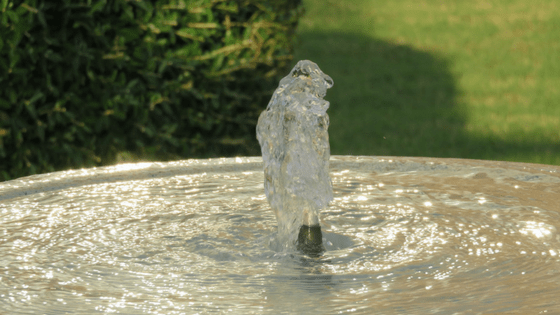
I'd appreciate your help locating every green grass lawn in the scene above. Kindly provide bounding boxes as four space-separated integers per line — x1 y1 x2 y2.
293 0 560 165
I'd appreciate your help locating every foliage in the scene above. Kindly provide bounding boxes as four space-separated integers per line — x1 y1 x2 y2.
0 0 304 180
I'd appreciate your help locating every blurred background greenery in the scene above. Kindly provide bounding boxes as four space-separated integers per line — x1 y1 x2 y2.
0 0 302 180
1 0 559 181
294 0 560 165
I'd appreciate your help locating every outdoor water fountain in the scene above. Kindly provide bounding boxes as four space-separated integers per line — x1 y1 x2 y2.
1 61 560 314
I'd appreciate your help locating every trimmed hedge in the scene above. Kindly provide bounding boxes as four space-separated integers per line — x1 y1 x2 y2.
0 0 303 181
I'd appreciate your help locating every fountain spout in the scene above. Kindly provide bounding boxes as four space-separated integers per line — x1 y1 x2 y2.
256 60 333 255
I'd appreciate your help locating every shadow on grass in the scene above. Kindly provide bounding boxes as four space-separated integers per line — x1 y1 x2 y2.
293 31 560 165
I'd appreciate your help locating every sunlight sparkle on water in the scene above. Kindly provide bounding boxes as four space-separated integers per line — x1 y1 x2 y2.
1 156 560 313
520 221 553 238
112 162 152 172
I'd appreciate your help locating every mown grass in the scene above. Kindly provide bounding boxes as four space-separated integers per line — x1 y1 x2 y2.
293 0 560 165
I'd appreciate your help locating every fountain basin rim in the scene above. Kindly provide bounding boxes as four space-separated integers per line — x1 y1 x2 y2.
1 155 559 202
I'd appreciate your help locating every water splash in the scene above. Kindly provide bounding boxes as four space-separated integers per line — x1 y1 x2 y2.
256 60 334 251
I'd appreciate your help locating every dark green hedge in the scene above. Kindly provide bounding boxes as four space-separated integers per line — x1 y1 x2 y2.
0 0 303 181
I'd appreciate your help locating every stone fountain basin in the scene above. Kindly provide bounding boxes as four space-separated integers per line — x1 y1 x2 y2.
1 156 559 314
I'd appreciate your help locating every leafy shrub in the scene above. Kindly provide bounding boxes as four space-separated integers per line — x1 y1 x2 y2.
0 0 304 181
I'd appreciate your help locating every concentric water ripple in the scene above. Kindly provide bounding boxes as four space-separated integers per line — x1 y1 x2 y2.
1 156 559 314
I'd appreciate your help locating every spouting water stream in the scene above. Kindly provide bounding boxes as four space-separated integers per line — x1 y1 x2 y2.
256 60 334 254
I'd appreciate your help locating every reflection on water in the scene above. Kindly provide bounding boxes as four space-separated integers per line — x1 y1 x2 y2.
1 156 560 314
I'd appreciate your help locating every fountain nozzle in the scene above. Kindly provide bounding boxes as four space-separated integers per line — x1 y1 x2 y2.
297 224 324 257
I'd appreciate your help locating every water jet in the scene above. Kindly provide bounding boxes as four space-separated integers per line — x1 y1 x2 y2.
256 60 332 256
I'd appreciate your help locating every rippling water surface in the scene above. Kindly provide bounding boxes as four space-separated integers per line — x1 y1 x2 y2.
1 156 559 314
